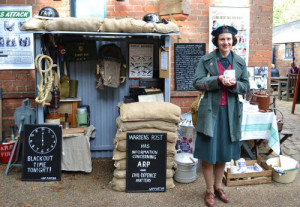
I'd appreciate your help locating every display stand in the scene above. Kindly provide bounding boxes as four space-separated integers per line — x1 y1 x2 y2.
5 116 24 175
292 71 300 114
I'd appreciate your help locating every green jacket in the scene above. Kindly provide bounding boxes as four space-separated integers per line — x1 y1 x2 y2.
193 50 250 142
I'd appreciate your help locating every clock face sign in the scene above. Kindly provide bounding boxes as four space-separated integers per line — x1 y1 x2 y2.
28 127 57 154
22 124 62 181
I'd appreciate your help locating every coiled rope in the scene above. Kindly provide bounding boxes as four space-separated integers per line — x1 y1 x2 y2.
35 54 54 107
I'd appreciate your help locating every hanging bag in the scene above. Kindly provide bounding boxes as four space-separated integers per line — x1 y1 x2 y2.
59 61 70 99
191 73 210 127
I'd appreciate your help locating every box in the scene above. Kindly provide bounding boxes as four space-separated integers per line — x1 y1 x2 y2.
57 98 81 128
223 156 272 186
176 126 196 154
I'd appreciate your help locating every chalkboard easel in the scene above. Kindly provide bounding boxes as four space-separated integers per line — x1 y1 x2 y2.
22 124 62 181
292 71 300 114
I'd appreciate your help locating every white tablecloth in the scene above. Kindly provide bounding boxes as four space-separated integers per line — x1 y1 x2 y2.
61 125 96 173
241 111 280 155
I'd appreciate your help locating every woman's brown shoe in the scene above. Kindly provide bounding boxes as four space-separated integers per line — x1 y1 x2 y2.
205 192 215 207
214 188 230 203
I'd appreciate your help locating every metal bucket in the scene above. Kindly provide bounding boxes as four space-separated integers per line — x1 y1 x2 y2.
174 153 198 183
0 141 17 163
266 156 298 184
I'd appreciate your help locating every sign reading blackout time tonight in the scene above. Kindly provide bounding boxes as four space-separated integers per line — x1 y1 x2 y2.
22 124 62 181
174 43 206 91
126 132 167 193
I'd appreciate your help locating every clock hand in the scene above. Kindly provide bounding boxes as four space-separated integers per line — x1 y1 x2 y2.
42 132 44 146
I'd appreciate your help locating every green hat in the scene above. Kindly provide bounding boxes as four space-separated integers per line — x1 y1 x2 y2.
211 25 238 36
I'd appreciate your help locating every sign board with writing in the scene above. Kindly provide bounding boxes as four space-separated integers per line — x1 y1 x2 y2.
22 124 62 181
65 41 97 62
174 43 206 91
292 71 300 114
126 132 167 193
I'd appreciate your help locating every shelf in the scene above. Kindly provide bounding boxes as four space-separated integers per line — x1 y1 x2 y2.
60 97 82 102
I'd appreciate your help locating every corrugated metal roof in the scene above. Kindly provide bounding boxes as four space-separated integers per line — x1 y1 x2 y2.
273 19 300 44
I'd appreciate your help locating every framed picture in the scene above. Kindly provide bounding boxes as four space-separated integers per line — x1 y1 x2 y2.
129 43 154 79
254 66 268 89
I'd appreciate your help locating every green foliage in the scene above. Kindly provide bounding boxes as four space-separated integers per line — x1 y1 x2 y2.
273 0 300 26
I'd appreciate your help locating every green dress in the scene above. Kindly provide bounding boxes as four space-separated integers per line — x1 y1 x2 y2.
193 51 241 164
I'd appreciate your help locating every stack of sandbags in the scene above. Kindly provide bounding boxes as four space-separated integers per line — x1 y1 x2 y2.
109 102 181 192
21 17 180 34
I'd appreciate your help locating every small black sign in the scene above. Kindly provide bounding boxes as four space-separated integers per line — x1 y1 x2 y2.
174 43 206 91
22 124 62 181
126 132 167 193
65 41 97 62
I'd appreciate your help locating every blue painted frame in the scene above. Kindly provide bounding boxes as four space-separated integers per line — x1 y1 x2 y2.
285 43 293 59
71 0 107 18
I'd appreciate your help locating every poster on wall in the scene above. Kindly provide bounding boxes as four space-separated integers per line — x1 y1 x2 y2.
247 66 269 89
129 44 154 79
209 7 250 65
0 6 34 70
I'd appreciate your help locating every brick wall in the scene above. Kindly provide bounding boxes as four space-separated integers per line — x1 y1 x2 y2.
0 0 274 134
274 43 300 77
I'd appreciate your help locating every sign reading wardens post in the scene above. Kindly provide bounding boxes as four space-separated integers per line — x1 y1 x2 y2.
126 132 167 192
22 124 62 181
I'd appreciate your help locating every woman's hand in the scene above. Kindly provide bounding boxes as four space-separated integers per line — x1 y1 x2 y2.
219 75 236 86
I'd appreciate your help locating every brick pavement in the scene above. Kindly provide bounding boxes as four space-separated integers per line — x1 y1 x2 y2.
274 99 300 162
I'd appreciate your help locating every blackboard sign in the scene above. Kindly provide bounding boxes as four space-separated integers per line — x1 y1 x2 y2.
126 132 167 193
174 43 206 91
22 124 62 181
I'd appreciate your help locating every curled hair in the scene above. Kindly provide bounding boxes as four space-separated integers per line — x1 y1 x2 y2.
212 34 237 48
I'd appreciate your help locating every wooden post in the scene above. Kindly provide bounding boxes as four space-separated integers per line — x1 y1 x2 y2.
292 71 300 114
0 88 2 141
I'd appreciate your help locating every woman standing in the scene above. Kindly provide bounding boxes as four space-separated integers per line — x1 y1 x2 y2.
193 25 250 207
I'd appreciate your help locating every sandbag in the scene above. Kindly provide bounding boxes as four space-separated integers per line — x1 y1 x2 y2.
46 17 104 32
113 169 175 179
112 149 127 161
114 159 127 170
129 18 155 33
109 177 175 192
109 177 126 192
99 18 130 33
114 139 177 156
116 116 179 132
113 169 126 179
114 157 176 170
153 21 180 33
120 102 181 123
20 17 46 31
114 128 178 143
